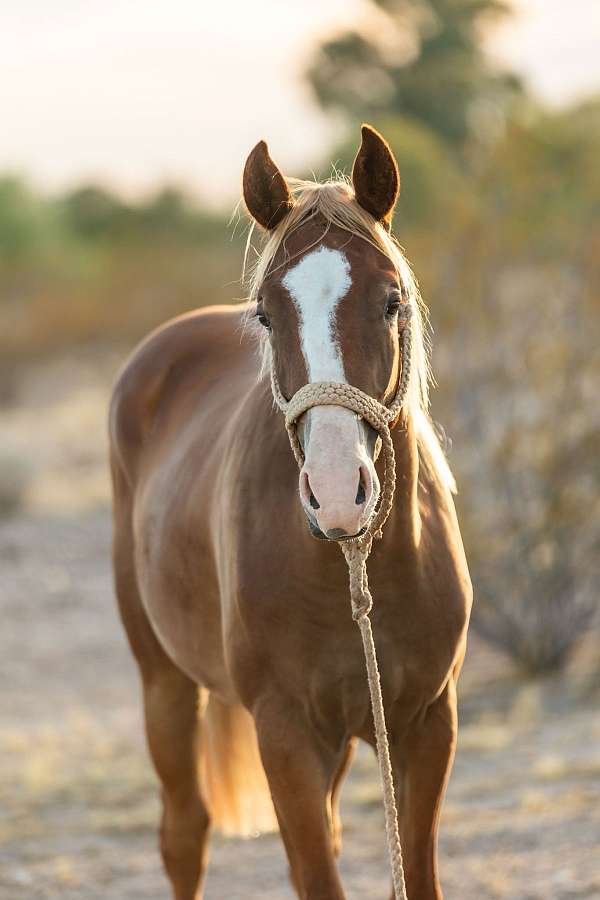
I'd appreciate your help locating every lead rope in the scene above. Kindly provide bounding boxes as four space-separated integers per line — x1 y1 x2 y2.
270 305 412 900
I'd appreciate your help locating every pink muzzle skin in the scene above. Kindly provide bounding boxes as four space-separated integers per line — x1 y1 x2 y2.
297 405 380 540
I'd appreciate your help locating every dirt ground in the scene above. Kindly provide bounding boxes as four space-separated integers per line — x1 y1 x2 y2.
1 350 599 899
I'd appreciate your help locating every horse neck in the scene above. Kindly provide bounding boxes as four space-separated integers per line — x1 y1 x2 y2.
386 411 421 550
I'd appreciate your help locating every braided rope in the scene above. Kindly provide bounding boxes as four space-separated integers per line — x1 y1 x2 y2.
270 305 412 900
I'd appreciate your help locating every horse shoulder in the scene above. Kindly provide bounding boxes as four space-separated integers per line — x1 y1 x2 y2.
108 305 248 485
417 467 473 635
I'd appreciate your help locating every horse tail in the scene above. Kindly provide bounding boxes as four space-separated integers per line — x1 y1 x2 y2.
200 694 278 837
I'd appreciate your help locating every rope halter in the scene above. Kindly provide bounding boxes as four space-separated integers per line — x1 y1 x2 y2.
268 302 413 900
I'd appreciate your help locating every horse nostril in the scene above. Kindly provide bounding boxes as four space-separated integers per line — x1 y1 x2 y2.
304 474 320 509
355 470 366 506
301 471 321 510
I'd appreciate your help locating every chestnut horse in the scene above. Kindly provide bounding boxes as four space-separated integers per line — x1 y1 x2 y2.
109 125 471 900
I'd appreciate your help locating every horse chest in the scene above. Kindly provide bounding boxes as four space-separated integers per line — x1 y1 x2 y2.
283 629 410 739
300 626 458 745
304 652 374 740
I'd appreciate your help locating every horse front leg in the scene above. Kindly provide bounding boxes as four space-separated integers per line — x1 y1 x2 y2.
254 695 347 900
389 679 458 900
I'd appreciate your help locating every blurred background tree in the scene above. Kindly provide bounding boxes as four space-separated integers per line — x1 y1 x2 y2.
307 0 524 148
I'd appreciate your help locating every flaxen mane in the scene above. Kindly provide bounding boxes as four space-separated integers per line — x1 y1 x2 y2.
242 175 456 493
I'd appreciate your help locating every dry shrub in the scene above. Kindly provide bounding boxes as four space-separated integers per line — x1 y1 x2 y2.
472 556 597 676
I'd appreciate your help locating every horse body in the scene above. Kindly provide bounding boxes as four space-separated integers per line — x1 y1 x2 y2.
110 126 472 900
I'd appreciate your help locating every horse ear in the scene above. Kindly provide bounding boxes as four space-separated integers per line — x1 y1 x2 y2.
352 124 400 230
243 140 294 230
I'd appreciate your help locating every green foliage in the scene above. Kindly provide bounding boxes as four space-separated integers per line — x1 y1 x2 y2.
58 184 226 244
0 177 66 263
59 185 130 239
477 101 600 258
307 0 523 147
0 179 243 358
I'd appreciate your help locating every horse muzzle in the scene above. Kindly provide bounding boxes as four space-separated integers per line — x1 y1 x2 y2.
297 406 380 541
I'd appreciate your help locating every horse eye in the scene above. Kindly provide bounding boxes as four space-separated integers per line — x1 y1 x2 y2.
385 295 401 318
255 305 271 331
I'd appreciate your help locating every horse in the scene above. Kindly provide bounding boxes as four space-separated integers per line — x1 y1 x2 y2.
109 124 472 900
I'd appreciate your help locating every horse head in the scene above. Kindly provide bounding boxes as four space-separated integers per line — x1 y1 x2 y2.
243 125 411 541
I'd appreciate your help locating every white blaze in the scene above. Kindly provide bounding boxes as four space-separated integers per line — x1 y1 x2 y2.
282 246 351 382
282 245 378 537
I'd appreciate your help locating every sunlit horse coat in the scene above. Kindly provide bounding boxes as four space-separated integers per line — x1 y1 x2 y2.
110 125 472 900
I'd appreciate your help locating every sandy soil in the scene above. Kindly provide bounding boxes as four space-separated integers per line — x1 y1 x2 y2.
1 351 599 899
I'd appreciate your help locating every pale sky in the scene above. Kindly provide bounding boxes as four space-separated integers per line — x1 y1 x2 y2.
1 0 599 206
